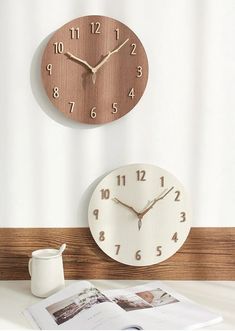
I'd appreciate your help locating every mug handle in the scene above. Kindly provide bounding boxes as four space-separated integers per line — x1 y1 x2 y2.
28 258 32 277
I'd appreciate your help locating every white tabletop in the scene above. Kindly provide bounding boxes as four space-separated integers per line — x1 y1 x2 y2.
0 280 234 330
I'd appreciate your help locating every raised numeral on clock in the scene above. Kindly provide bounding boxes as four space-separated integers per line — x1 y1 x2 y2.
156 245 162 256
69 101 75 113
53 42 64 54
90 107 97 119
112 103 118 114
115 28 120 40
99 231 105 241
130 43 137 55
136 170 146 181
53 87 59 99
175 191 181 201
180 212 186 222
70 27 80 39
117 175 126 186
135 250 141 260
93 209 99 220
172 232 178 242
136 66 142 77
46 64 52 76
128 88 135 99
90 22 101 34
160 176 165 187
115 244 121 255
101 189 110 200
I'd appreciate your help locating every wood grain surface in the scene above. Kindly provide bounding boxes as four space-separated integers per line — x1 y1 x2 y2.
0 228 235 280
41 15 148 124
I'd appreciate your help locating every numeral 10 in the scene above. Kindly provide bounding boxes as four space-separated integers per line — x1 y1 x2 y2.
53 42 64 54
101 189 110 200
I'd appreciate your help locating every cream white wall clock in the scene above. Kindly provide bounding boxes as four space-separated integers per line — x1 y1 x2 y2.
88 164 191 266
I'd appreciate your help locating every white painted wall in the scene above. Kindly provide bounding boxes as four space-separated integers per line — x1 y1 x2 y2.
0 0 234 227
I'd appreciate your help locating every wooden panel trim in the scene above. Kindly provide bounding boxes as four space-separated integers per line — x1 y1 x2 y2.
0 227 235 280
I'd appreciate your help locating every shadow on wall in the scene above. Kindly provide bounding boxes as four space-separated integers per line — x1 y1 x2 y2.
30 32 98 130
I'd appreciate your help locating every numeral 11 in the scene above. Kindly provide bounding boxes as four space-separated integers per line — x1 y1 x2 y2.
117 175 126 186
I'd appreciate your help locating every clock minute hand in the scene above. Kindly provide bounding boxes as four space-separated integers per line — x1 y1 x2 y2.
92 38 130 74
113 197 139 216
140 186 175 218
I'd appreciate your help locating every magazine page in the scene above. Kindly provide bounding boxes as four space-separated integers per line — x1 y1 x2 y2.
24 281 141 330
104 281 223 330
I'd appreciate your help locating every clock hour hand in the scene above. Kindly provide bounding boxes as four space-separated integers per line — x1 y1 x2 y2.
65 51 95 72
113 197 139 217
92 38 130 74
140 186 174 218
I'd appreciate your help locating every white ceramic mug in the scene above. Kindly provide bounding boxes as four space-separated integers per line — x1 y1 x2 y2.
28 246 65 298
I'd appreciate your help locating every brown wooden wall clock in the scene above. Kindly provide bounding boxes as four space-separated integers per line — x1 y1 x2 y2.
41 15 149 124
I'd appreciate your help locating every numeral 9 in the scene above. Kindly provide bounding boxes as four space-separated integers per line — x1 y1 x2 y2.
93 209 99 220
46 64 52 76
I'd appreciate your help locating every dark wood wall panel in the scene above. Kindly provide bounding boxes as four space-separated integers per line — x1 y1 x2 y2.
0 227 235 280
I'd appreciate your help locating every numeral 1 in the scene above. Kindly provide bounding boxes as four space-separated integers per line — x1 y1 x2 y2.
70 27 79 39
90 22 101 34
136 170 146 181
53 42 64 54
160 176 164 187
93 209 99 220
101 189 110 200
117 175 126 186
128 88 135 99
46 64 52 75
115 28 120 40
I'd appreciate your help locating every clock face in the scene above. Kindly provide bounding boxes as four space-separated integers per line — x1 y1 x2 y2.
41 15 148 124
88 164 191 266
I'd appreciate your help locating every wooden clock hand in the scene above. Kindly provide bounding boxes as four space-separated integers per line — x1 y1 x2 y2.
113 197 139 216
92 38 130 74
140 186 175 218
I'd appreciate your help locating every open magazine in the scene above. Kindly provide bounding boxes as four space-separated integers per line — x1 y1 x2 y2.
24 281 223 330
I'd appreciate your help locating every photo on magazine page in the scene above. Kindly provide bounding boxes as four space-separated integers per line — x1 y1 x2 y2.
136 288 179 307
46 287 111 325
108 287 179 312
